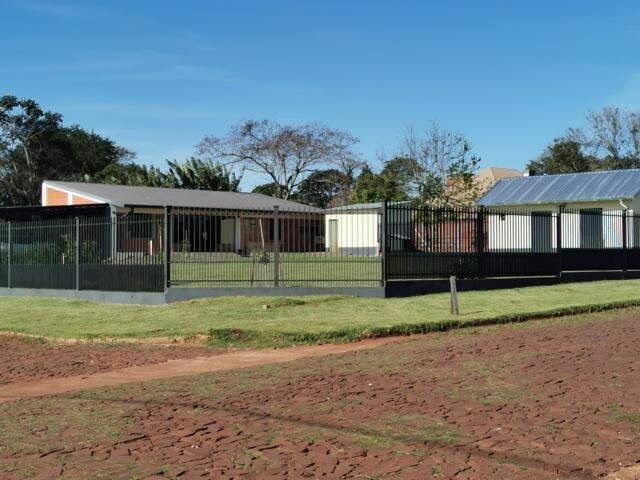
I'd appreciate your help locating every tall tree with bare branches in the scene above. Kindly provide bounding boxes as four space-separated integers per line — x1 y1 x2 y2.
529 106 640 174
196 119 360 200
401 122 481 205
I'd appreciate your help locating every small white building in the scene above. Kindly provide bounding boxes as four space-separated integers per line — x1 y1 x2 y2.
325 202 413 256
477 169 640 251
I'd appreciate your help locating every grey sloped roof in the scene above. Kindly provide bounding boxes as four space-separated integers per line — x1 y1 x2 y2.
477 169 640 206
44 181 321 212
326 201 412 212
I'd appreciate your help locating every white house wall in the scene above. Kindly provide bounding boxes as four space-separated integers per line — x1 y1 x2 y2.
486 200 633 251
325 212 380 256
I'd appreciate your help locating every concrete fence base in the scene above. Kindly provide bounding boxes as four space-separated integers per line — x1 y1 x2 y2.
1 270 639 305
0 286 385 305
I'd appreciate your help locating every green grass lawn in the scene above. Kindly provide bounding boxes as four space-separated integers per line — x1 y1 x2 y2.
170 254 382 287
1 279 640 346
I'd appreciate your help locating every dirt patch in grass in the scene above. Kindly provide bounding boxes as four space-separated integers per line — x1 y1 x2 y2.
0 335 221 385
2 310 640 478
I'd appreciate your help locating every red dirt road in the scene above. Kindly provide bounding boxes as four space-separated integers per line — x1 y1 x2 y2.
2 311 640 479
0 336 402 402
0 335 219 385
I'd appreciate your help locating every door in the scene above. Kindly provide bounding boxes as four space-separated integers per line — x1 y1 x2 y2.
328 219 338 254
220 218 235 252
531 211 552 252
580 208 603 248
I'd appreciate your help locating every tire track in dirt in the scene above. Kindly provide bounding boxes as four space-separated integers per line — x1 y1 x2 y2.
0 336 404 402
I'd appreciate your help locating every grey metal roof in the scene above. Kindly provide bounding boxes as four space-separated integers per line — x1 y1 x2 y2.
477 169 640 206
326 201 411 212
44 181 322 212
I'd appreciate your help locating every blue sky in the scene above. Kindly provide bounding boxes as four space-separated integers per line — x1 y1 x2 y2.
2 0 640 189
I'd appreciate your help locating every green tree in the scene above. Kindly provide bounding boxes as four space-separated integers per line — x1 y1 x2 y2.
291 169 351 208
531 107 640 176
88 162 169 187
402 123 481 205
351 159 414 204
0 95 62 205
526 139 593 175
0 96 134 206
252 183 280 197
166 157 240 191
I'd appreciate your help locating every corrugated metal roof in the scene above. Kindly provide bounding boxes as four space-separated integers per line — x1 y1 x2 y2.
326 201 411 212
44 181 322 212
477 169 640 206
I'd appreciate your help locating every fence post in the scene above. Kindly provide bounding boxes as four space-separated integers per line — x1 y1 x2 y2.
273 206 280 287
163 207 171 291
381 200 387 287
622 209 628 274
75 217 80 291
556 205 563 277
476 206 485 279
7 222 11 289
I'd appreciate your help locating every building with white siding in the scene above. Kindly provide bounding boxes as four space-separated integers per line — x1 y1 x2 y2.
324 202 412 256
477 169 640 251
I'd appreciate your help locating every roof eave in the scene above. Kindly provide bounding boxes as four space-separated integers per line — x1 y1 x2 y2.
44 180 118 207
479 196 636 207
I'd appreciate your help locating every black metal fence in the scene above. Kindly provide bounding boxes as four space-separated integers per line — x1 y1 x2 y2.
2 202 640 294
167 205 382 287
0 204 384 292
0 216 164 292
386 203 640 280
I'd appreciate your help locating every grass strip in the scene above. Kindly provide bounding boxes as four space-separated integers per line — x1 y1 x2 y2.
208 298 640 347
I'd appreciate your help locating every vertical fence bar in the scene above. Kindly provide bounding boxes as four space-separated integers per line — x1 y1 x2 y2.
7 222 11 289
75 217 80 291
273 206 280 287
622 208 628 274
556 205 563 277
476 206 485 279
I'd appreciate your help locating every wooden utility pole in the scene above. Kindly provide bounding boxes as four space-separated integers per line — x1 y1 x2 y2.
449 276 459 315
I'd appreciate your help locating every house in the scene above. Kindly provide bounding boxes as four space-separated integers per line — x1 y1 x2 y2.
38 181 324 254
441 166 521 205
474 167 522 195
477 169 640 251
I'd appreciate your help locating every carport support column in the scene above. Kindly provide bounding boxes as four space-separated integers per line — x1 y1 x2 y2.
163 207 171 292
75 217 80 291
273 206 280 287
381 200 387 287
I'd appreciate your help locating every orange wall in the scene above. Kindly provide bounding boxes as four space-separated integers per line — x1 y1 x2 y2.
43 186 102 206
70 194 99 205
44 187 68 206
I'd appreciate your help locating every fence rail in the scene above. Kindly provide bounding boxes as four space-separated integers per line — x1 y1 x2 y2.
1 202 640 294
